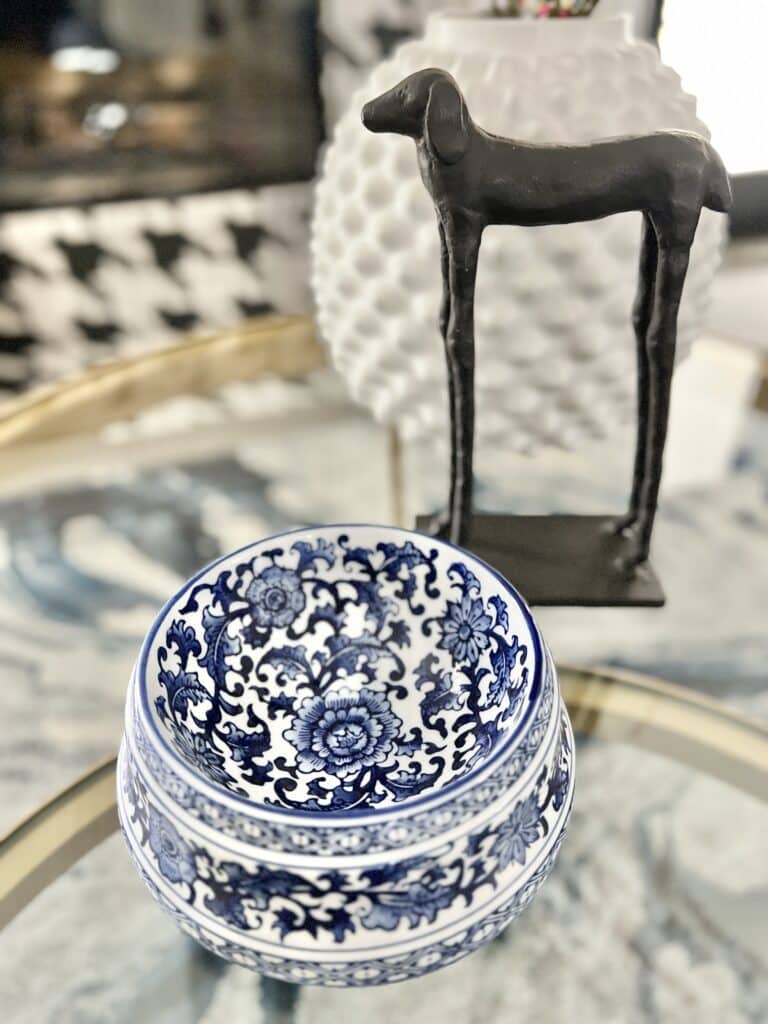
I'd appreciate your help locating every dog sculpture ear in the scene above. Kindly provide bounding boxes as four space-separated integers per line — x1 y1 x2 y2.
425 77 468 165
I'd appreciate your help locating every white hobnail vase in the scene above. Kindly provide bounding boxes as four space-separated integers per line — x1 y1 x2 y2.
312 13 726 453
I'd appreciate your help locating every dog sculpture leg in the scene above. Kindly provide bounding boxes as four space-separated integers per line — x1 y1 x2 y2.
427 219 456 540
615 214 658 537
444 217 482 547
629 217 698 568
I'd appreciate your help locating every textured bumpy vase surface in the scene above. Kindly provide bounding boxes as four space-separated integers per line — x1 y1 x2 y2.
312 13 725 453
118 525 573 986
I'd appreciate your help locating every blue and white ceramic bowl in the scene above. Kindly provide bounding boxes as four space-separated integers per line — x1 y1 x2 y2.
118 524 574 986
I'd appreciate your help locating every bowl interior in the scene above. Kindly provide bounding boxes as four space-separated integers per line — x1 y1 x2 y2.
140 525 541 813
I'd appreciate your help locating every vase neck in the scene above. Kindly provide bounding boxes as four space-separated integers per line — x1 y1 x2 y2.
424 12 632 55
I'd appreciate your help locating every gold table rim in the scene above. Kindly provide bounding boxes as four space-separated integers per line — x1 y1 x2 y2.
1 664 766 931
0 313 323 451
0 319 765 926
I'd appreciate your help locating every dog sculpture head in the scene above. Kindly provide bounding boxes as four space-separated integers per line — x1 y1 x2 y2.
362 68 469 165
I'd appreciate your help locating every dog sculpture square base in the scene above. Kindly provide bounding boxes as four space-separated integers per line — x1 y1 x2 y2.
416 512 665 607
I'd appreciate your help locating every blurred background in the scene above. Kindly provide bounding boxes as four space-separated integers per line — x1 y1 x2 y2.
1 7 767 1020
0 0 765 397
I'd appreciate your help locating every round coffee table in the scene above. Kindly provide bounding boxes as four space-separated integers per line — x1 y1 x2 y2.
0 316 766 1021
1 666 766 1022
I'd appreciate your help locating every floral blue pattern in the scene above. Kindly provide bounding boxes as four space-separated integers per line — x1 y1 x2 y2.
122 715 572 947
491 793 542 869
286 688 401 779
122 833 568 987
141 530 539 812
121 526 573 987
147 805 197 885
128 657 555 856
247 565 306 628
439 594 492 663
172 724 230 786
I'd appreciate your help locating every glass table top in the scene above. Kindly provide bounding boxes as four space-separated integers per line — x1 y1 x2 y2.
0 315 766 1020
0 316 765 829
1 668 767 1023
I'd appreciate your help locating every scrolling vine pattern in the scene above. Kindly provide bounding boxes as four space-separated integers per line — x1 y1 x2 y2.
150 533 535 811
123 716 571 945
124 828 568 987
129 657 554 856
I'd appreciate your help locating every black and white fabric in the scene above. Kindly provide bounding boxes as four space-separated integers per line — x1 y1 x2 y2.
0 0 483 399
0 184 311 396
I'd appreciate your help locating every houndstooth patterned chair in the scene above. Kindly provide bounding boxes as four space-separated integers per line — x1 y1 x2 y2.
0 1 461 397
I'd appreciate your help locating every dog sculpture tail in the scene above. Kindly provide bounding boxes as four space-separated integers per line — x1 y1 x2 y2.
704 143 733 213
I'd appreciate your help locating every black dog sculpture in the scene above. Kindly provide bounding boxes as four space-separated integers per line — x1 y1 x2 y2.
362 68 731 571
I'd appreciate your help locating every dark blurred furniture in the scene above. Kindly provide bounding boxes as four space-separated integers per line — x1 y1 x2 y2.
0 0 323 210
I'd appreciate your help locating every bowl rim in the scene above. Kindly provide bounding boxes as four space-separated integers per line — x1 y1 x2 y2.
133 522 545 823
